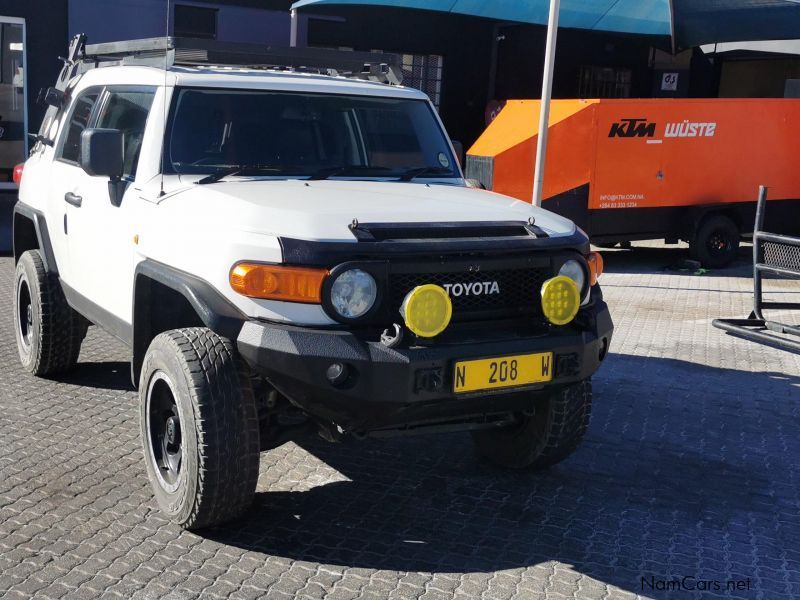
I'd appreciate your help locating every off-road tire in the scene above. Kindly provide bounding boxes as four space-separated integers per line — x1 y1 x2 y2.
13 250 88 376
139 328 260 530
690 214 740 269
471 380 592 470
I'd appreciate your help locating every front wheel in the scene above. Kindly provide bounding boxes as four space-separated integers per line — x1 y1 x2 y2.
471 380 592 470
139 328 260 530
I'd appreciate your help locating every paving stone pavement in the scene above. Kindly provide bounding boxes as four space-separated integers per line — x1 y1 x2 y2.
1 244 799 600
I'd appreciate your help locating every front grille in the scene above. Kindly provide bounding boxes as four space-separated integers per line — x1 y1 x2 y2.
389 266 551 321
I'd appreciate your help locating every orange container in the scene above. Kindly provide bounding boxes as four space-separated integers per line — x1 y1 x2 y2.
467 98 800 243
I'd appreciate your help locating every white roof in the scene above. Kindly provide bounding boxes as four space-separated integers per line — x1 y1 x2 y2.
73 64 428 99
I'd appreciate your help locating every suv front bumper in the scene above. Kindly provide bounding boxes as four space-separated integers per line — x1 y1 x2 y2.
237 294 613 434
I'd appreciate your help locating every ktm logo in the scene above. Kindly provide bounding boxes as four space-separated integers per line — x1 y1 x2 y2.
609 118 656 138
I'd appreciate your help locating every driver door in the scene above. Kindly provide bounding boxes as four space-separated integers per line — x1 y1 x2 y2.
60 86 156 334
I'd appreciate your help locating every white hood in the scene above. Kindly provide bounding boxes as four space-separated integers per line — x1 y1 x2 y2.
160 179 577 242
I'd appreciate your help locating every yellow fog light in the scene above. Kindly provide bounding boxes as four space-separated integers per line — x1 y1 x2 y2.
400 284 453 338
541 275 580 326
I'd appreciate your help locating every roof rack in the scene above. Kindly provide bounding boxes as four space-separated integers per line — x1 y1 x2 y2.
62 34 403 85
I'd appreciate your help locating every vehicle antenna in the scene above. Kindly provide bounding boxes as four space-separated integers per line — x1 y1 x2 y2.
159 0 171 197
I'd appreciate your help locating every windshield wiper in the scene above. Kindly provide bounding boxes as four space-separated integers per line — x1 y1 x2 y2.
308 165 395 181
196 164 284 185
398 166 454 182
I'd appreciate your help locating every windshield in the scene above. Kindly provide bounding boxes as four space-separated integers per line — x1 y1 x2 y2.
166 88 460 180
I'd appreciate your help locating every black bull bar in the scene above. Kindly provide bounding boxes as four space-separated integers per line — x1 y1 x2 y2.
713 186 800 353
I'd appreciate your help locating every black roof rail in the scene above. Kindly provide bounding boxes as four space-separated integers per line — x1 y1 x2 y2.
65 35 403 85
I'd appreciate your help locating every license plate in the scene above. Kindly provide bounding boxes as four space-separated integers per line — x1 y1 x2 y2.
453 352 553 394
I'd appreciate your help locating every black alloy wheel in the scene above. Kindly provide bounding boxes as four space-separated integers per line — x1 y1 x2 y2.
146 372 184 489
16 278 33 352
707 229 732 254
691 214 740 269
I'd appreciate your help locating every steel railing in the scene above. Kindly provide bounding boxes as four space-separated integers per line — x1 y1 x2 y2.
712 185 800 352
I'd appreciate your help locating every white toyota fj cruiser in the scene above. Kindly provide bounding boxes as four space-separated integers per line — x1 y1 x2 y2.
12 36 613 530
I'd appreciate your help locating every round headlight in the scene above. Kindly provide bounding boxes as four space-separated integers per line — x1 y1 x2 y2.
330 269 378 319
558 260 586 296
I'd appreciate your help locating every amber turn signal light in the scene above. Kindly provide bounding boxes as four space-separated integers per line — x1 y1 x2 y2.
230 263 328 303
587 252 604 286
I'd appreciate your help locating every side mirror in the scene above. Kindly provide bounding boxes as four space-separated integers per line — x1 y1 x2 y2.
80 128 126 206
80 128 124 179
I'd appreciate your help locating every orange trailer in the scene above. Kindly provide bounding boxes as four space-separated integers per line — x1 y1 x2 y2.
466 99 800 267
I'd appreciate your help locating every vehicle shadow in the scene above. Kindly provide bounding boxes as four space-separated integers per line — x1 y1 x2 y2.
204 353 800 597
599 243 754 278
53 360 134 392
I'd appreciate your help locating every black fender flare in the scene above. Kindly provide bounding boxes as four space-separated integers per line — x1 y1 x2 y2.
132 259 247 386
12 202 59 275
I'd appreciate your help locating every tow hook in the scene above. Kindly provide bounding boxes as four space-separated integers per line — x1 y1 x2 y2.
381 323 404 348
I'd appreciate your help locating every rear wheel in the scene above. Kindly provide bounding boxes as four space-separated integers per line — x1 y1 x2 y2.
690 214 740 268
139 328 260 530
471 380 592 470
13 250 88 376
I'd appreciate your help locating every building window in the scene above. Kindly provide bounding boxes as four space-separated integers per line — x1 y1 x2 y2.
307 41 445 109
174 5 218 40
578 66 632 98
400 54 444 109
0 18 26 187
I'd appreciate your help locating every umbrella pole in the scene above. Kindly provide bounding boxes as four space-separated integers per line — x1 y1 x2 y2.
290 9 299 47
532 0 560 207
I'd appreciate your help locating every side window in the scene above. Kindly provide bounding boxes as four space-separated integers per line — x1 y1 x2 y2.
57 91 100 164
95 89 156 179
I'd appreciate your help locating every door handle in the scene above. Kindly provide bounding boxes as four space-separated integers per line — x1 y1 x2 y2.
64 192 83 207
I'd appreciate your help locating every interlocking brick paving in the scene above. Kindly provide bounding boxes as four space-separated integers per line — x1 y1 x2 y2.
1 244 799 599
